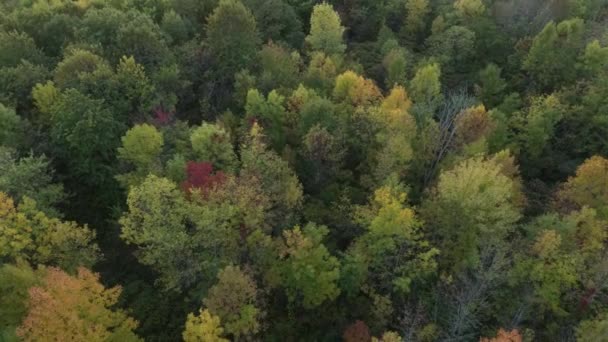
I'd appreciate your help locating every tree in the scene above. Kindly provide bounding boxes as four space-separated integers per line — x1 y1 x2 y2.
373 331 403 342
240 123 303 230
0 148 65 217
0 31 46 68
333 70 382 107
409 63 442 115
557 156 608 218
454 0 486 18
519 94 565 164
272 223 340 308
53 49 109 89
453 105 495 152
512 226 578 314
119 175 198 290
476 64 506 108
17 267 141 342
0 261 44 340
182 161 227 196
49 88 124 177
404 0 430 34
480 329 522 342
257 42 301 93
190 123 237 171
0 104 24 148
183 309 228 342
203 266 261 338
117 123 164 187
206 0 260 78
422 156 521 271
426 26 476 76
577 313 608 342
0 192 99 271
579 40 608 76
245 89 288 152
523 18 585 89
345 184 438 296
304 52 338 94
305 3 346 56
244 0 304 48
120 175 241 290
343 320 371 342
372 86 417 183
300 124 344 191
115 13 171 70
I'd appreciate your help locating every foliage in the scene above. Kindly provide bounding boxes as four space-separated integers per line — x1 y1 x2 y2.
0 192 99 271
423 156 521 271
183 309 228 342
273 223 341 308
306 3 346 56
205 0 260 79
203 265 260 338
2 0 608 340
17 267 141 342
190 122 236 171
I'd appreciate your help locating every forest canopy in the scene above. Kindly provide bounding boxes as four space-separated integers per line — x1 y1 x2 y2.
1 0 608 341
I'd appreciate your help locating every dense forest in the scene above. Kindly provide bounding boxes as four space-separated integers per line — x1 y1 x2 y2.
1 0 608 340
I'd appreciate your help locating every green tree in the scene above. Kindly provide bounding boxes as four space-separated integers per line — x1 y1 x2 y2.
240 124 303 231
404 0 430 34
120 175 241 290
272 223 340 308
0 31 46 68
190 122 237 171
344 184 439 296
422 156 521 271
0 104 24 148
519 94 565 164
383 48 409 88
0 149 65 217
426 26 475 76
116 123 164 188
244 0 304 48
476 63 506 108
258 42 301 93
119 175 199 290
115 13 171 70
203 266 261 338
305 3 346 56
118 124 164 169
523 18 585 89
245 89 288 152
409 63 442 115
454 0 486 17
577 313 608 342
53 49 109 89
579 40 608 76
0 261 44 341
206 0 260 78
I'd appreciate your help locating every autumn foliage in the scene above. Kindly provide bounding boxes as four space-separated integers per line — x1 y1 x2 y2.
17 267 140 341
182 161 227 196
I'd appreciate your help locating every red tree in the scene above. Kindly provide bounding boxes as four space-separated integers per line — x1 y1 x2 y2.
343 320 371 342
182 161 226 197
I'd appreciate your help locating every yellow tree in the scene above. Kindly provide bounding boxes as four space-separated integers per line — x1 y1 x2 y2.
17 267 141 342
0 192 98 271
558 156 608 218
183 309 228 342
